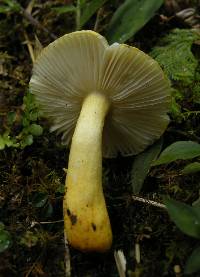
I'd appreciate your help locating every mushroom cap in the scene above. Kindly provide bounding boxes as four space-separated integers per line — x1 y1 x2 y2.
30 30 171 158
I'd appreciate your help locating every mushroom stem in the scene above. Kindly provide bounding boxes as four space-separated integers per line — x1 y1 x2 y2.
64 92 112 252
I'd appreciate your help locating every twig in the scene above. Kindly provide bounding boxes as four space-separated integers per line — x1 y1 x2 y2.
22 8 57 40
33 35 43 59
15 1 57 40
64 232 71 277
132 195 166 210
135 243 141 264
38 219 64 224
25 252 43 277
94 7 103 32
24 32 35 63
114 250 126 277
25 0 35 14
30 219 63 227
168 127 200 143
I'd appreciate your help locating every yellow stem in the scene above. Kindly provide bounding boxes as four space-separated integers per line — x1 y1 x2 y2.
63 92 112 252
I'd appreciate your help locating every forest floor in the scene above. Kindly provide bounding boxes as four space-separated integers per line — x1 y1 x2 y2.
0 0 200 276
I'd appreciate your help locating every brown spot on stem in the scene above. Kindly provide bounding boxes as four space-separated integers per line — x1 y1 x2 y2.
66 209 77 225
91 223 96 231
70 214 77 225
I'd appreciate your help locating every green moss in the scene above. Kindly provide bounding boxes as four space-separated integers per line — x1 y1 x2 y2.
151 29 200 85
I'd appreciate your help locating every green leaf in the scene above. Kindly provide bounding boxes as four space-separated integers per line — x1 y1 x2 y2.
29 124 43 136
0 5 10 13
80 0 86 6
106 0 163 43
80 0 108 28
185 246 200 274
0 132 17 150
42 202 53 218
30 192 48 208
0 224 12 253
3 131 14 147
52 5 76 14
164 197 200 239
131 139 162 194
0 0 20 13
0 223 4 231
22 116 29 127
29 111 39 121
153 141 200 166
193 194 200 207
7 111 16 125
22 134 33 147
0 135 5 150
181 162 200 175
5 0 20 10
56 184 65 194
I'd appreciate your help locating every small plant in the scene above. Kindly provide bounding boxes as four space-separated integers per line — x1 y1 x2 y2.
52 0 164 42
151 28 200 122
153 140 200 174
0 222 12 253
18 91 43 148
0 91 43 150
147 141 200 274
20 230 39 248
51 0 109 31
151 29 200 85
164 197 200 275
29 168 64 219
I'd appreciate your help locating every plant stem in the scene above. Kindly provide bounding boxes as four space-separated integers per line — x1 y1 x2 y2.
94 7 103 32
76 0 81 30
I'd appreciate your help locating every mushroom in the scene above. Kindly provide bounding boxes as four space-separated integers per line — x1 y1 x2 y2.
29 30 171 252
